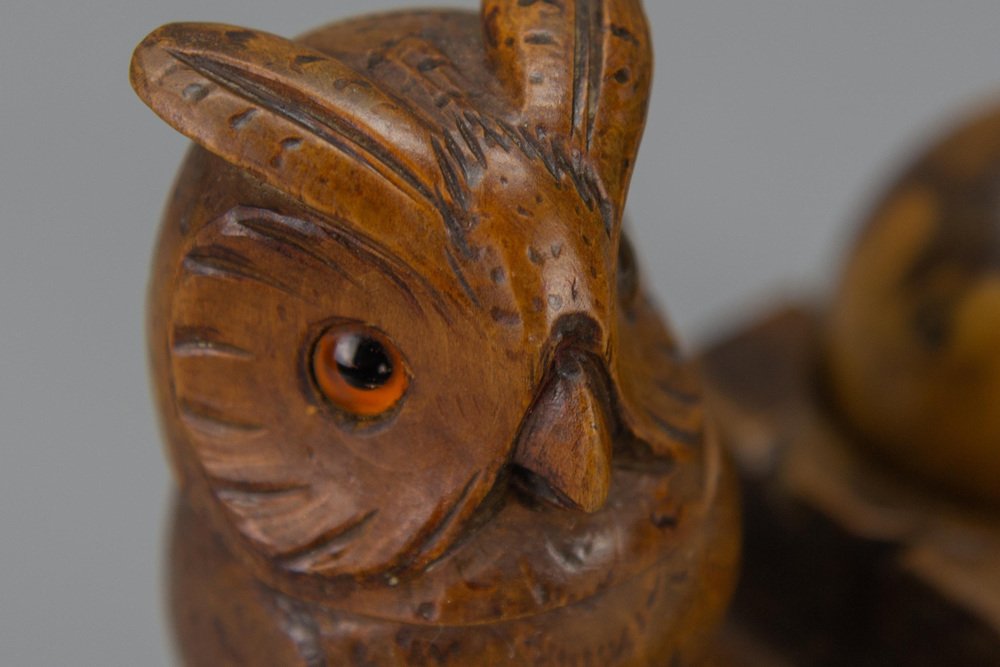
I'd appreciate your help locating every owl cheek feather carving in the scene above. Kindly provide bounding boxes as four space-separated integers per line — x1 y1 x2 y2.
133 1 739 664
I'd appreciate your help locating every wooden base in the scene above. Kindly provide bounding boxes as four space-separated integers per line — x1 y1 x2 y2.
700 308 1000 666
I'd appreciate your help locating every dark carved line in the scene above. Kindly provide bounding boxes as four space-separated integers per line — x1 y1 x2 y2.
213 478 311 498
278 510 379 573
417 57 446 72
468 111 510 151
592 170 615 235
179 399 267 436
455 114 488 168
183 245 298 296
444 249 481 307
552 138 593 208
575 161 614 234
366 50 386 70
610 23 640 45
182 82 209 102
524 30 556 45
430 136 469 211
229 108 257 129
498 119 534 159
484 6 501 48
648 411 702 448
183 244 299 296
225 30 255 46
490 307 522 326
294 54 326 65
397 471 481 568
520 125 560 180
231 214 358 287
654 379 702 406
442 130 471 182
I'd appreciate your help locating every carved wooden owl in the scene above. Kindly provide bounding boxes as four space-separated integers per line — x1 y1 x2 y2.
131 1 739 664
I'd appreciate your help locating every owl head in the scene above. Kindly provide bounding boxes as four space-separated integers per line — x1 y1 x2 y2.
132 1 736 634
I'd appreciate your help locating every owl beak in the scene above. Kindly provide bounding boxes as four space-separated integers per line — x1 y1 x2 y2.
512 351 613 513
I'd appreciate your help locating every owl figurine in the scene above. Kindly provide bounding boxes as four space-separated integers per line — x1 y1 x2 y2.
131 1 739 664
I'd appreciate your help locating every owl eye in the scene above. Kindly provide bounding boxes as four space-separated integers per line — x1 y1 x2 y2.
312 325 409 417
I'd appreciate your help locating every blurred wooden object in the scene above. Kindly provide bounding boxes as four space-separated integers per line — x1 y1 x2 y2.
702 98 1000 667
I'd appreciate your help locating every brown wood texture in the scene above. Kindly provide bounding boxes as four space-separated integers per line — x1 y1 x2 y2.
701 102 1000 665
131 2 740 664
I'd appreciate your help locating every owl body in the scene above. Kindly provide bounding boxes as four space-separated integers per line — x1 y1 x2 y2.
135 4 739 664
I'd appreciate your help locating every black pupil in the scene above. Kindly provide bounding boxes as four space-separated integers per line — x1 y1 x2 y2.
333 334 394 390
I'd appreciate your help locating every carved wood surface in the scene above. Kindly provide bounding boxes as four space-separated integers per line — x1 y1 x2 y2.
132 2 739 664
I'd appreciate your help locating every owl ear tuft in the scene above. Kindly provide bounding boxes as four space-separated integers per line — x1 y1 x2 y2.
481 0 653 222
130 23 460 222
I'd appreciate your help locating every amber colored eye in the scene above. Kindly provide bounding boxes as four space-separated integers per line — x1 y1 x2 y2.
312 325 408 417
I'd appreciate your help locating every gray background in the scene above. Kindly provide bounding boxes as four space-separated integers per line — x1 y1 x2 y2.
2 1 1000 664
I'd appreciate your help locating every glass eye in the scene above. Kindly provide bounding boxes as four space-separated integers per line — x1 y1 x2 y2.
312 325 408 417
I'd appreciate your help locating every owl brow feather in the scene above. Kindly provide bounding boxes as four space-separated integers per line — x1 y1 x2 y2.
228 213 361 288
220 206 457 325
182 244 301 298
167 50 443 210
